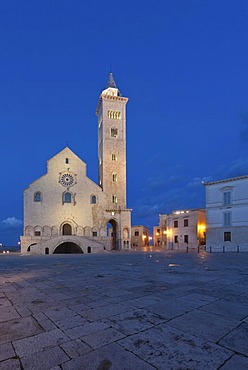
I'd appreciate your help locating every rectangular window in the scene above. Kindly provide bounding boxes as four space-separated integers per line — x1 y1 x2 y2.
134 230 139 236
93 231 97 237
35 231 41 236
174 220 178 228
224 231 231 242
184 219 188 227
223 192 231 206
224 212 231 226
174 235 178 243
184 235 188 244
111 128 118 138
157 229 160 233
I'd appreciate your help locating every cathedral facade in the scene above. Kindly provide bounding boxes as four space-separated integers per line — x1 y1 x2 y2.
21 73 132 254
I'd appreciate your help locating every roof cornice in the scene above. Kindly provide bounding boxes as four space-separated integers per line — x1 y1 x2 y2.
204 175 248 186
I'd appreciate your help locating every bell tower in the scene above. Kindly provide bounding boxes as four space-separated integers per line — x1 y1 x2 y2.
96 72 128 209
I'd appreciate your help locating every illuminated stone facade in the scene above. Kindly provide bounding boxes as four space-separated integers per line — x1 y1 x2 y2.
131 226 150 248
154 209 206 249
21 73 132 254
205 176 248 252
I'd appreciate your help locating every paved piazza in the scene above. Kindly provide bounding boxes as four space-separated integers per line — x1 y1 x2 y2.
0 250 248 369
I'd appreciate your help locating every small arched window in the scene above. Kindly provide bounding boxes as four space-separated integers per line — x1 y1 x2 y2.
62 223 72 235
34 192 41 202
65 158 69 164
112 153 117 161
91 195 96 204
64 192 72 203
112 173 117 182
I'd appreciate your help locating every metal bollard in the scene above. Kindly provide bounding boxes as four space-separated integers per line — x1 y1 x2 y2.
223 245 225 253
210 246 212 253
237 245 239 253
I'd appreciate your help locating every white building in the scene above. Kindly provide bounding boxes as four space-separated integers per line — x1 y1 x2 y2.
21 73 132 254
155 209 206 250
205 175 248 252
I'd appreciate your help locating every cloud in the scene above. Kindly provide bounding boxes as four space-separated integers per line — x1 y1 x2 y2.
132 156 248 230
134 174 206 227
0 217 23 231
0 217 23 246
168 175 184 184
186 177 203 188
226 159 248 178
145 176 166 191
212 158 248 180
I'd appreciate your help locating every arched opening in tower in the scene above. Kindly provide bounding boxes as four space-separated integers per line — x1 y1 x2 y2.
62 223 72 235
106 219 118 250
53 242 83 254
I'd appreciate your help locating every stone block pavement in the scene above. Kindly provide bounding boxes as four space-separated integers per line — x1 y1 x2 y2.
0 250 248 369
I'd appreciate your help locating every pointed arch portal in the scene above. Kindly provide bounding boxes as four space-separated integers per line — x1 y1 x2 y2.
53 242 83 254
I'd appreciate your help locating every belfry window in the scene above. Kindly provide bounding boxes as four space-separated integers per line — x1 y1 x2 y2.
34 192 41 202
108 110 121 120
64 192 72 203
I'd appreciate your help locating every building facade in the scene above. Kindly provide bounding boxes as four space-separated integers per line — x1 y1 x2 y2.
21 73 132 254
154 209 206 250
153 226 167 247
205 176 248 252
131 226 150 248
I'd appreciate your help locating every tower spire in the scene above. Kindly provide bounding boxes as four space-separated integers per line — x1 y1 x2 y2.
106 72 117 89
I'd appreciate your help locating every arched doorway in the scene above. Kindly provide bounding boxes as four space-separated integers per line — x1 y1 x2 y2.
62 223 72 235
53 242 83 254
27 243 37 252
107 219 118 250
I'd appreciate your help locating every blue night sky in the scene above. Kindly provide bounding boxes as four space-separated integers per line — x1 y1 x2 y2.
1 0 248 246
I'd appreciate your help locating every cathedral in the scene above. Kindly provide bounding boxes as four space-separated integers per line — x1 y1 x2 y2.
21 73 132 254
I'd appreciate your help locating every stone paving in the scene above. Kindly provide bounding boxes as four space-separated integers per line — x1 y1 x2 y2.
0 250 248 369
